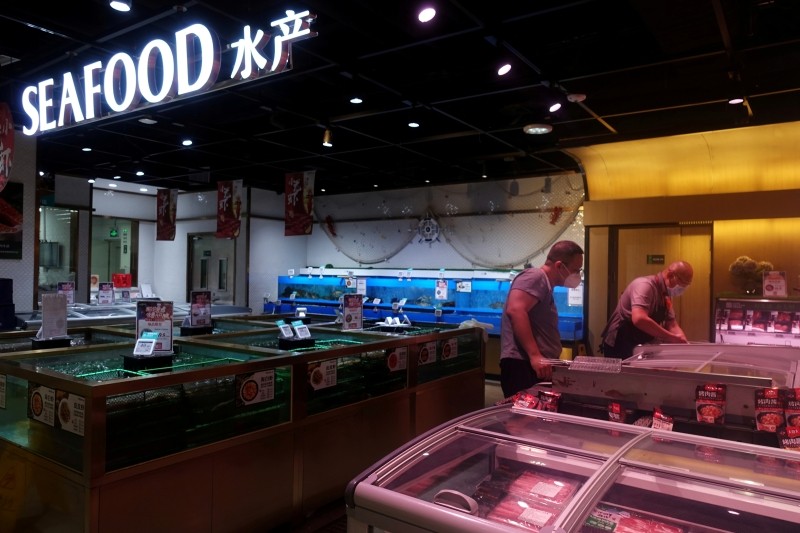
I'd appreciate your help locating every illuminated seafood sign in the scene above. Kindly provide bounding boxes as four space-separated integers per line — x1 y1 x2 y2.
20 9 316 136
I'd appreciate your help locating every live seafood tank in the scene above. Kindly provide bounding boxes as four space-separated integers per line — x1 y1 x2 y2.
269 274 585 342
0 326 136 354
0 324 485 532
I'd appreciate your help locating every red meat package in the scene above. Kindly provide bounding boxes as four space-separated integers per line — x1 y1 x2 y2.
754 387 785 432
583 504 686 533
651 407 674 431
485 494 560 531
695 383 726 424
503 470 581 506
608 402 627 424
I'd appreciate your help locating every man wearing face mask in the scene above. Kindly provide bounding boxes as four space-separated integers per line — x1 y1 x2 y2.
599 261 693 359
499 240 584 397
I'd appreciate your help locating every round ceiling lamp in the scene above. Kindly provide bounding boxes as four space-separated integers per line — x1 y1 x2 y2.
523 124 553 135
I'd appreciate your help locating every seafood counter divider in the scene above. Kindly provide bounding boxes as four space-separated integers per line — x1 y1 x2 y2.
0 324 485 532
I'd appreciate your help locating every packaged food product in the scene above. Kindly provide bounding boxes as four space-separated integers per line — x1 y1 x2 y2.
583 503 686 533
695 384 726 424
783 388 800 428
651 407 674 431
485 494 560 531
608 402 627 424
509 391 539 409
777 425 800 451
503 470 581 506
537 390 561 412
754 387 785 432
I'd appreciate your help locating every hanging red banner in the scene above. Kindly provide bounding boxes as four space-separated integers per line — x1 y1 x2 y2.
0 102 14 193
284 170 315 236
216 180 242 238
156 189 178 241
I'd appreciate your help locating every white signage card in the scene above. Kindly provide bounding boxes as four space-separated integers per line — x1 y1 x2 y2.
57 392 86 437
419 341 437 366
97 282 114 304
356 278 367 295
237 370 275 406
292 320 311 339
386 347 408 372
456 280 472 293
133 339 157 356
57 281 75 305
136 301 174 353
28 384 55 426
309 359 337 390
190 290 212 326
568 283 584 306
276 320 294 338
763 271 787 298
41 293 68 339
342 293 363 330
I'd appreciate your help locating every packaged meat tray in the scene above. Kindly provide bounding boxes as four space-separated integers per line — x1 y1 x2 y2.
484 460 582 505
582 503 686 533
485 494 561 531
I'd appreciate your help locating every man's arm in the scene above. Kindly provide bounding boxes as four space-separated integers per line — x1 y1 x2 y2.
631 307 688 343
505 289 553 379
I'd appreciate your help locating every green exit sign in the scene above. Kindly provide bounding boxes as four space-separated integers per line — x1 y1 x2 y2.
647 254 665 265
109 228 119 238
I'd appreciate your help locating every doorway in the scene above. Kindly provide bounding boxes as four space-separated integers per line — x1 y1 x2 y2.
613 225 712 342
188 233 236 305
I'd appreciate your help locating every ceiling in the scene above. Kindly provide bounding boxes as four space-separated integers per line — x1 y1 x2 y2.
2 0 800 196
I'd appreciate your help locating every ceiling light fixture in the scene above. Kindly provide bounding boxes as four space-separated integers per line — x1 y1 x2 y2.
82 147 92 152
497 62 512 76
109 0 131 12
418 7 436 23
182 139 193 146
322 129 333 147
728 96 745 105
349 96 363 104
408 121 420 128
523 123 553 135
113 175 121 180
136 171 144 176
138 117 157 125
88 179 96 184
139 187 148 192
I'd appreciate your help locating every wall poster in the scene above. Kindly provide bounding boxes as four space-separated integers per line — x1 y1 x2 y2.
0 181 23 259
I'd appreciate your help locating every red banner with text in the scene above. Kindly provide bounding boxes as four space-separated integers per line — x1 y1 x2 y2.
216 180 242 238
284 171 315 236
156 189 178 241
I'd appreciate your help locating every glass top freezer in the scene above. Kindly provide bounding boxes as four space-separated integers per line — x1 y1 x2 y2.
346 405 800 533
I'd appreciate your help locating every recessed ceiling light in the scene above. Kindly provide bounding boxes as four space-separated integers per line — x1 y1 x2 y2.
408 121 420 128
109 183 118 188
136 171 144 176
320 188 326 192
425 179 430 183
418 7 436 23
138 117 158 125
523 123 553 135
497 63 512 76
109 0 131 13
88 179 96 183
374 184 378 188
350 96 363 104
113 175 121 180
38 171 44 176
82 147 92 152
139 187 148 192
182 139 193 146
728 97 744 105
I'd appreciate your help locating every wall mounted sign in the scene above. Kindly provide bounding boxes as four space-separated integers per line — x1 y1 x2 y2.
646 254 665 265
20 10 317 135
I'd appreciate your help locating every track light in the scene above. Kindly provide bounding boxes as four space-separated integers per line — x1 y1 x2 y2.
109 0 131 12
322 129 332 147
497 62 512 76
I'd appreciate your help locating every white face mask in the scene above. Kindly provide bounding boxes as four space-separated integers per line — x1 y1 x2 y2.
560 264 582 289
668 284 687 297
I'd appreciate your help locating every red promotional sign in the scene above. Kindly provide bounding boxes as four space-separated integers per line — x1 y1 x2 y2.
156 189 178 241
284 171 315 236
216 180 242 238
0 102 14 193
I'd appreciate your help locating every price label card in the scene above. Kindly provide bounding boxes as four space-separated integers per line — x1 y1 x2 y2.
292 320 311 339
56 391 85 436
236 370 275 406
28 384 55 426
133 339 156 356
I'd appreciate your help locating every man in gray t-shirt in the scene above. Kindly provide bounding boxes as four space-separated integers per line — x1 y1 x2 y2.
499 241 584 398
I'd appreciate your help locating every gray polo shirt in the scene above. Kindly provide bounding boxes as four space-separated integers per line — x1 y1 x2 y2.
500 268 562 361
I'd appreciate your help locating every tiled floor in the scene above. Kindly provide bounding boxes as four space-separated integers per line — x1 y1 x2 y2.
296 380 507 532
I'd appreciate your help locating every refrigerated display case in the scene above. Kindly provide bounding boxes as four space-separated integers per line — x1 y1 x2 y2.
715 297 800 347
346 405 800 532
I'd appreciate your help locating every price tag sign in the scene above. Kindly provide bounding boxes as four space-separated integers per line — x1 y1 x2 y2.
133 339 156 356
292 320 311 339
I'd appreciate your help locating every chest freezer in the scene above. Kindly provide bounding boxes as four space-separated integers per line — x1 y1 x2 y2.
346 405 800 533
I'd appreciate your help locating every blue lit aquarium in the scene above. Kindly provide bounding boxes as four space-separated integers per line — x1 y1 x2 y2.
270 275 584 341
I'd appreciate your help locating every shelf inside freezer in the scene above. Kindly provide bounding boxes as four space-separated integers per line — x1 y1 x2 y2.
579 465 800 532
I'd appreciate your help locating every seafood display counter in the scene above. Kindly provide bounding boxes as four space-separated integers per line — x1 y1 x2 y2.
346 405 800 532
0 327 135 354
0 324 485 532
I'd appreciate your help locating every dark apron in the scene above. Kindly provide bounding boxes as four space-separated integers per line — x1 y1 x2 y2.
601 293 669 359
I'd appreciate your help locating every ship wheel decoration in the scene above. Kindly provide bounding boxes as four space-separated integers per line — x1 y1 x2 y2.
418 213 441 245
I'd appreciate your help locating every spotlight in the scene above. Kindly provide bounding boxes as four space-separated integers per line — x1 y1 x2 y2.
728 96 745 105
497 62 512 76
109 0 131 12
418 7 436 23
322 129 332 147
523 123 553 135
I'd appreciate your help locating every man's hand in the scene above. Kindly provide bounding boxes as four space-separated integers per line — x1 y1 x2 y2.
530 355 553 380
